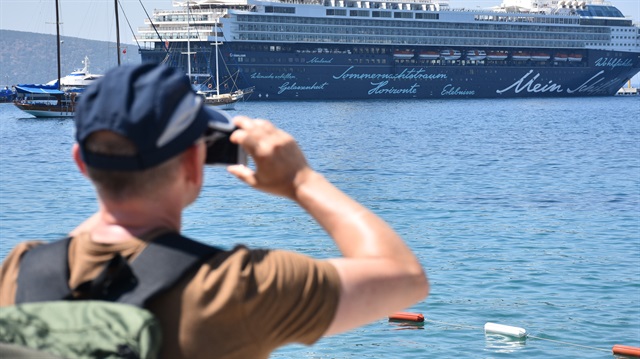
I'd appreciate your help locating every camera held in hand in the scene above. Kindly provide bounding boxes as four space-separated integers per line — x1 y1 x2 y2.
203 126 248 166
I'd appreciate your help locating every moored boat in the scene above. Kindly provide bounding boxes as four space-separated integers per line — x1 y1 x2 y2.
14 1 120 117
13 84 77 118
0 87 15 103
136 0 640 100
58 56 103 91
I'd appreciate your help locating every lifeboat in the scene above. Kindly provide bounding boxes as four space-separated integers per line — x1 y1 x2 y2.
440 49 461 60
531 52 550 61
393 50 414 59
553 53 568 61
466 50 486 61
568 53 583 62
512 52 531 61
419 50 440 60
486 51 508 60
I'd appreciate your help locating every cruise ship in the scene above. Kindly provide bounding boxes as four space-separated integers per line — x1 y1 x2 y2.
136 0 640 100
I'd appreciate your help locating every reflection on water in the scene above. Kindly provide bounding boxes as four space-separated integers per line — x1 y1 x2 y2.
388 320 425 331
485 334 527 353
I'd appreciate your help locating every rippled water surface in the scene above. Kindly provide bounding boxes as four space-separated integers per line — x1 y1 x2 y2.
1 96 639 358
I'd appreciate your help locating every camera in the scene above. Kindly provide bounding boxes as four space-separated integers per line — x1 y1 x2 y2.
203 127 248 166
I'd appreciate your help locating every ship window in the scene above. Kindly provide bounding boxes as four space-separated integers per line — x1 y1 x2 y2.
393 12 413 19
350 10 370 17
372 11 391 18
415 13 438 20
327 9 347 16
265 6 295 14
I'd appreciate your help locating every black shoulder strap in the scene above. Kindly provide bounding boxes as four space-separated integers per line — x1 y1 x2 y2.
16 232 221 307
120 232 221 307
15 237 71 304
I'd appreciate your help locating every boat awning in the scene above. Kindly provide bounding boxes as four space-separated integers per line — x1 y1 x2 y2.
15 85 65 95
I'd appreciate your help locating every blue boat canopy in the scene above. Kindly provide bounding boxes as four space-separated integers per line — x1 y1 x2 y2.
15 85 65 95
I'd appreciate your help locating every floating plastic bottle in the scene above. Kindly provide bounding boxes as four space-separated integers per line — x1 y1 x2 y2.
484 322 527 339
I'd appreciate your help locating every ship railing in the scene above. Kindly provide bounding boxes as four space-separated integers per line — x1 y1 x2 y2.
275 0 323 5
145 9 227 23
144 13 226 25
357 0 446 4
137 32 214 41
138 25 216 32
150 7 223 15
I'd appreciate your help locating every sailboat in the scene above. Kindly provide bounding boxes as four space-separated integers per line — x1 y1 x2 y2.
13 0 121 118
198 32 246 110
185 8 246 110
13 56 103 117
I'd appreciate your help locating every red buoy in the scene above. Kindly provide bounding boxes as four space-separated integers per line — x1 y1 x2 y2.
389 312 424 322
613 345 640 357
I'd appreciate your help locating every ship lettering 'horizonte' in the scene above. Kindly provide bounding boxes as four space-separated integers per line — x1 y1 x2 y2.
137 0 640 100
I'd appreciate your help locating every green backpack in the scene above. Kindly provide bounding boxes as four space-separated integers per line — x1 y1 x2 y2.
0 233 220 359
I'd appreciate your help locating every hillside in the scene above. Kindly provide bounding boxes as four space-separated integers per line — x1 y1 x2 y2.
0 30 141 86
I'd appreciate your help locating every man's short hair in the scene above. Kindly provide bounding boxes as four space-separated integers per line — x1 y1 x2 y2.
83 131 182 200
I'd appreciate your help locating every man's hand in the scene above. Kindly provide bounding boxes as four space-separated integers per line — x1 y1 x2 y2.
227 116 314 199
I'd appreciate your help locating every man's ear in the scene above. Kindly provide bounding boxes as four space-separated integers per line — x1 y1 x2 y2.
183 143 205 185
72 143 89 177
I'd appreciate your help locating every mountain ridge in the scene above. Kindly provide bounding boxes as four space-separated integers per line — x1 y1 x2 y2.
0 29 141 86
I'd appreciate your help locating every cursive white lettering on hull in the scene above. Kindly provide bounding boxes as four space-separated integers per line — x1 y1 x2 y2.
595 57 633 69
368 81 419 95
496 70 564 95
277 82 329 94
567 70 618 95
441 84 475 96
307 57 334 64
334 66 447 81
251 73 296 80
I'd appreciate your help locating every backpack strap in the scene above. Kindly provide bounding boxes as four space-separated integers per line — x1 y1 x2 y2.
121 232 220 307
16 232 221 307
15 237 72 304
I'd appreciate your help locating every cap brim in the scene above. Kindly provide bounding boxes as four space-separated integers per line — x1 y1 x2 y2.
200 105 235 132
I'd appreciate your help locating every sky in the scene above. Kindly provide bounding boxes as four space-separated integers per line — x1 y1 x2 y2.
0 0 639 44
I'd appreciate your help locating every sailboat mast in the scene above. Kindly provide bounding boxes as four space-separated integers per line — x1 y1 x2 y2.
115 0 121 65
215 18 219 96
187 1 191 79
55 0 61 90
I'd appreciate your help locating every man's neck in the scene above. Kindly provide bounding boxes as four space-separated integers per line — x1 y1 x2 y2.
70 200 181 243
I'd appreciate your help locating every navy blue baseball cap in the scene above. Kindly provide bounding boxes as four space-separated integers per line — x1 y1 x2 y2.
75 63 234 171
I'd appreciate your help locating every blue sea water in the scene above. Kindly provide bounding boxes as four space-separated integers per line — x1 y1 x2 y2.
1 97 639 358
